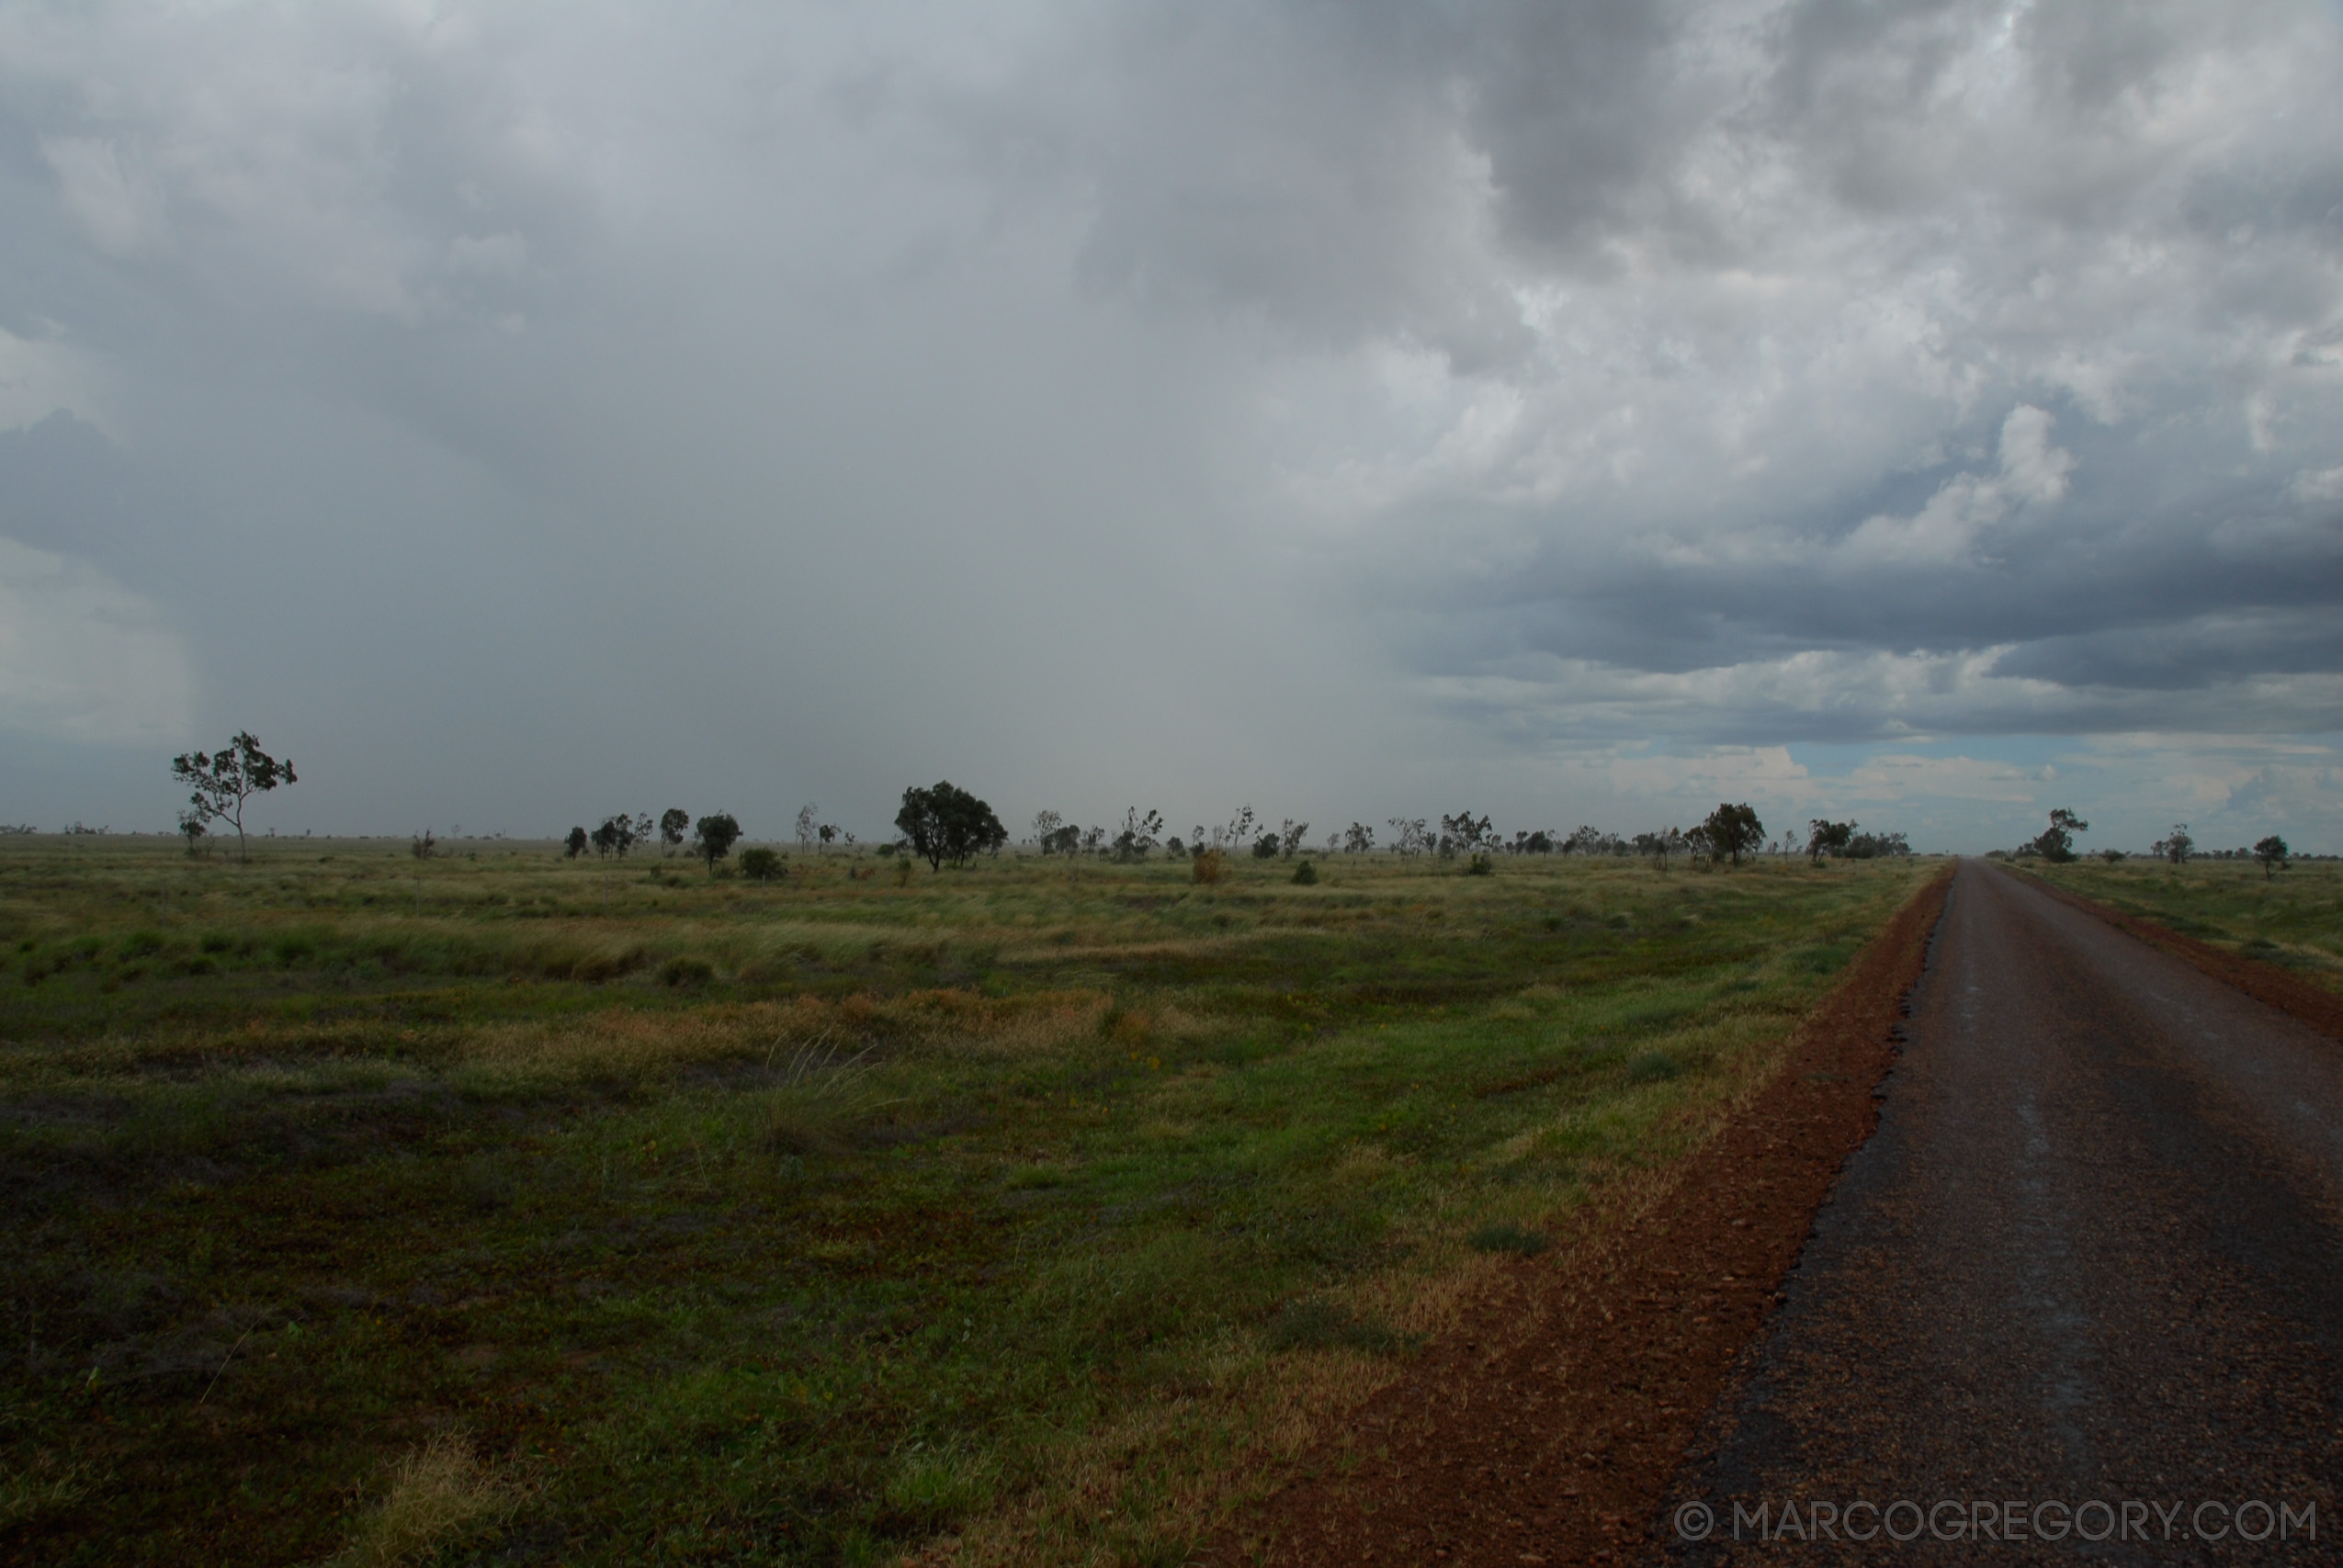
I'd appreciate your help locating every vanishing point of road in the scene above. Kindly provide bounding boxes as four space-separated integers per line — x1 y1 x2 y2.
1670 860 2343 1562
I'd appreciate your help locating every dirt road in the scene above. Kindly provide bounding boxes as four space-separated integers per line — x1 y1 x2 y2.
1667 862 2343 1562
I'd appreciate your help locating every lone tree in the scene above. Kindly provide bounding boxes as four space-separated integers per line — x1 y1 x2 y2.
1113 808 1165 863
693 812 742 873
2254 834 2291 881
564 826 590 859
895 781 1007 870
659 808 691 855
1807 818 1856 865
1439 810 1491 860
1703 802 1764 867
171 732 297 863
2153 823 2193 864
2033 807 2088 863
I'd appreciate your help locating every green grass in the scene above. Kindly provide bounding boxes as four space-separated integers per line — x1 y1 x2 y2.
2020 857 2343 987
0 838 1933 1565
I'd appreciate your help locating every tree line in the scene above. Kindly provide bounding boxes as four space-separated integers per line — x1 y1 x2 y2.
2004 809 2297 880
159 739 1947 880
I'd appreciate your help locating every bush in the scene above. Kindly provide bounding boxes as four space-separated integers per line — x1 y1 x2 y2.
659 956 715 987
1466 853 1494 876
1466 1223 1549 1257
1262 1299 1413 1356
1626 1050 1679 1083
1192 850 1228 886
739 847 783 885
1291 859 1319 886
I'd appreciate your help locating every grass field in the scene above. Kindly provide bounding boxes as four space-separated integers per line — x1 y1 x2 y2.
2019 856 2343 989
0 838 1933 1565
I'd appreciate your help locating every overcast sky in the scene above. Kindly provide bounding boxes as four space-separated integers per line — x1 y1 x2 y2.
3 0 2340 853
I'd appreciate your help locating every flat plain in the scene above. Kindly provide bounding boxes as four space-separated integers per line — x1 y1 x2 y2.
0 838 1932 1565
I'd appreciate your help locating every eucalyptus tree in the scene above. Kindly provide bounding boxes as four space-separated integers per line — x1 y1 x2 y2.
170 731 297 863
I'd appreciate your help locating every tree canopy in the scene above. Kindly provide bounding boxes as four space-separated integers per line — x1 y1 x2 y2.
895 781 1007 870
693 812 742 871
1703 802 1764 867
2032 807 2088 863
2254 834 2291 880
170 731 297 863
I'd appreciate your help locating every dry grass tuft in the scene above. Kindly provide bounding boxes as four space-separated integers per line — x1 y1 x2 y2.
334 1431 508 1567
0 1453 92 1530
1191 849 1228 886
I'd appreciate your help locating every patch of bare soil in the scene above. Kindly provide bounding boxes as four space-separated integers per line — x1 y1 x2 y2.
1203 866 1953 1568
2022 877 2343 1043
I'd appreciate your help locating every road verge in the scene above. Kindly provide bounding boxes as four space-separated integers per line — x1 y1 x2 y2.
2009 868 2343 1042
1205 863 1954 1566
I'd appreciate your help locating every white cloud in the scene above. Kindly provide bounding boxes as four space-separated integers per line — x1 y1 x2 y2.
0 327 101 433
0 537 193 744
1839 404 2073 563
40 134 170 255
446 231 527 279
2292 465 2343 502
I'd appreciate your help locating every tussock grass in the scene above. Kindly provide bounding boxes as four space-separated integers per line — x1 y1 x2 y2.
334 1431 509 1567
0 836 1932 1563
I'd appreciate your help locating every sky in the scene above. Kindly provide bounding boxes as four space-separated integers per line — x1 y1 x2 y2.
2 0 2340 855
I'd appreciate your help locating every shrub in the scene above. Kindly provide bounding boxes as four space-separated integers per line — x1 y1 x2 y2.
1291 859 1319 886
1262 1299 1414 1356
1192 849 1228 886
1466 1223 1549 1257
739 847 784 885
1626 1049 1679 1083
1466 853 1494 876
660 956 716 987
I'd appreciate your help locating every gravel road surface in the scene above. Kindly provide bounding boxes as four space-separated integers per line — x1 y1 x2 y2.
1668 861 2343 1563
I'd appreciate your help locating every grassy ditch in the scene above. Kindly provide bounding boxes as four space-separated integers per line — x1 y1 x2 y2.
2018 857 2343 989
0 839 1933 1564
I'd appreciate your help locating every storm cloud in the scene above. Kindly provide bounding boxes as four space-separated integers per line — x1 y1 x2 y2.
1 1 2338 851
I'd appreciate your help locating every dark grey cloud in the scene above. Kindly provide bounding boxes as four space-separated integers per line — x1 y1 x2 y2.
0 1 2338 849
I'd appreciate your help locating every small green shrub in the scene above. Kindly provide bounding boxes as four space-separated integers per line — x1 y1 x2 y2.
1291 860 1319 886
882 1446 995 1532
1625 1050 1679 1083
1466 853 1495 876
1466 1223 1549 1257
660 956 715 987
1262 1299 1414 1356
